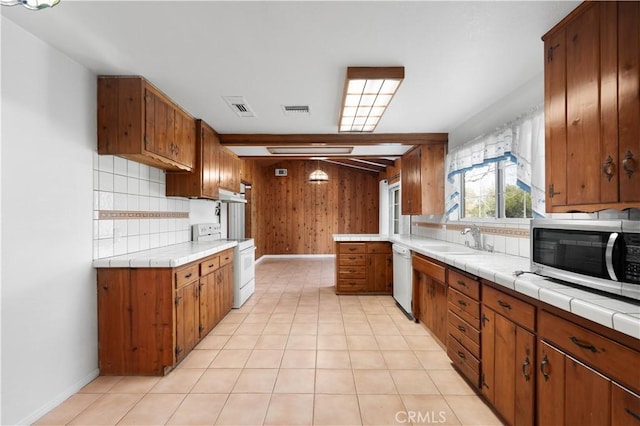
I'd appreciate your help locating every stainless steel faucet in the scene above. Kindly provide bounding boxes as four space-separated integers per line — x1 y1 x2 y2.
461 225 482 250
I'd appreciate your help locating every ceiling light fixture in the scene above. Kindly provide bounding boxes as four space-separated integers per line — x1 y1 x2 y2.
339 66 404 133
267 146 353 155
0 0 59 10
309 161 329 184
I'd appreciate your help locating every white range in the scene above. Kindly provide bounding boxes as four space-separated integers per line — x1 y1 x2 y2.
192 223 256 308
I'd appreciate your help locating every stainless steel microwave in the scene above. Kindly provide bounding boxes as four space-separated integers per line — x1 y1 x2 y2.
531 219 640 301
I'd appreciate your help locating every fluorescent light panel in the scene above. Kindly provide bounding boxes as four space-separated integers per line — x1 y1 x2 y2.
339 67 404 133
267 146 353 155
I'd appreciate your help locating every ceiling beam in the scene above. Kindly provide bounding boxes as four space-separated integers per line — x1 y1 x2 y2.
236 155 401 160
321 159 381 175
325 159 386 173
351 158 396 167
219 133 448 146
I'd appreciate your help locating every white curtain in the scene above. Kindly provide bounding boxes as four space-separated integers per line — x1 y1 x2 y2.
446 107 545 218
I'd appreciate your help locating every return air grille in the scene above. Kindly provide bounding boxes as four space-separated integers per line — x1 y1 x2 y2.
223 96 256 117
282 105 311 116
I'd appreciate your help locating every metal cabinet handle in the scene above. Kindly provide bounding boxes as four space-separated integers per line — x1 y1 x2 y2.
625 408 640 421
540 355 550 381
602 155 615 181
623 151 636 178
184 273 192 279
497 300 512 310
456 280 467 288
570 336 599 353
457 300 467 307
522 357 531 381
457 325 466 333
457 351 466 360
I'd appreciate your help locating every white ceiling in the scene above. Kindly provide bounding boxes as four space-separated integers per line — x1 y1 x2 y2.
2 1 579 160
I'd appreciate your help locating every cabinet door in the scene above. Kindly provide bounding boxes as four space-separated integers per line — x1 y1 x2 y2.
173 109 195 169
144 88 175 161
565 4 603 206
199 274 217 337
401 147 420 215
367 253 392 293
611 383 640 425
175 281 199 361
201 124 220 198
433 280 447 345
482 307 534 426
538 341 612 426
618 1 640 203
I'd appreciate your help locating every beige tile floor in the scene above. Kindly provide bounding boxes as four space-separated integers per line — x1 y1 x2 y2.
35 257 503 426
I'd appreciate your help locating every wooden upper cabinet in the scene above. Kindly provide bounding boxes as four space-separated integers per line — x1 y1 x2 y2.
218 146 241 193
401 143 446 215
543 2 640 212
98 76 195 172
167 120 220 199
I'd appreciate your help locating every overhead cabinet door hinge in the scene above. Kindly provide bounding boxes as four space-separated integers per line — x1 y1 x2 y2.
175 295 182 306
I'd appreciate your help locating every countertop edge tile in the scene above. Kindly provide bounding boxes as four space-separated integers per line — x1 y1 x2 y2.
570 298 615 329
612 313 640 340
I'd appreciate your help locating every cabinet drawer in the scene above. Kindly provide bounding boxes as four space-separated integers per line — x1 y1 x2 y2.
448 338 480 388
448 311 480 358
339 243 366 254
199 256 220 276
339 266 366 279
367 242 391 254
412 254 446 283
175 264 199 288
448 269 480 300
448 287 480 327
339 254 366 266
540 310 640 393
219 249 233 267
612 383 640 425
337 279 367 293
483 285 535 331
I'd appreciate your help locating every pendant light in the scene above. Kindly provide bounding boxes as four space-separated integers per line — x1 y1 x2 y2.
309 160 329 184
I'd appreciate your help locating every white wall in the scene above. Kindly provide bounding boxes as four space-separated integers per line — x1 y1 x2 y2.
448 73 544 149
1 18 98 425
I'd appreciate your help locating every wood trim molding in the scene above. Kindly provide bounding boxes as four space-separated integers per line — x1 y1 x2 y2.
218 133 448 146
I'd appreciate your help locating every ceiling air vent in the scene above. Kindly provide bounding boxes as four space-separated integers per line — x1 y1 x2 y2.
223 96 256 118
282 105 311 116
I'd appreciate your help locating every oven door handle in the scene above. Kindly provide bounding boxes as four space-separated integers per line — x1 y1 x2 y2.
605 232 619 281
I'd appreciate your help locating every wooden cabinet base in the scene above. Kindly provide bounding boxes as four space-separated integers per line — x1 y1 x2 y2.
96 249 234 376
334 242 392 295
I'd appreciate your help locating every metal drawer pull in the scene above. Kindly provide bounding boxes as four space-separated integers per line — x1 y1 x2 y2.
540 355 550 381
184 273 193 279
457 300 467 307
522 357 531 381
497 300 512 310
208 264 214 268
456 280 467 288
625 408 640 421
457 351 466 360
457 325 466 332
349 247 357 251
570 336 599 353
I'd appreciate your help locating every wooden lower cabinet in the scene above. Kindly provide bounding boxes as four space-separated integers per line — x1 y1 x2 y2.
97 249 234 375
412 253 447 345
335 242 392 294
538 310 640 425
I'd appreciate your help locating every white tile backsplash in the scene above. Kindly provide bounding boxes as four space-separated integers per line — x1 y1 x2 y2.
93 155 191 260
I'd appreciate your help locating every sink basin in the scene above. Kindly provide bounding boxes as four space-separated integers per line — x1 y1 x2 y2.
416 245 477 255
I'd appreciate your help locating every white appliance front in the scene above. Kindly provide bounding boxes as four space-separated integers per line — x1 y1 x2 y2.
234 243 256 308
392 243 413 319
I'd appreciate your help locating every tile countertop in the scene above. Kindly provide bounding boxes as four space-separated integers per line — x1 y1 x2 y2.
92 240 238 268
333 233 640 340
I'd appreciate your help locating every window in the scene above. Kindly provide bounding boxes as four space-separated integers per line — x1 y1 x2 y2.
390 186 401 234
462 159 532 219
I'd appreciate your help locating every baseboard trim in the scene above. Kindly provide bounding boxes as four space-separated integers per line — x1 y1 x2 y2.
258 254 335 260
17 368 99 425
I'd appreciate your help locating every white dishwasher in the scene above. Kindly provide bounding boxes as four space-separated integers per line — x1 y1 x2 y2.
392 244 413 320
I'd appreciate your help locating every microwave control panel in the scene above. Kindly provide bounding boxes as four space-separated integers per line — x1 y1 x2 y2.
623 233 640 283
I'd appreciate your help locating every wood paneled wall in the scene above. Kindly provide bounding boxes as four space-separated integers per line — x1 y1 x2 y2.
244 160 379 256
